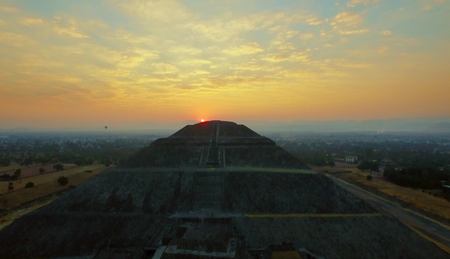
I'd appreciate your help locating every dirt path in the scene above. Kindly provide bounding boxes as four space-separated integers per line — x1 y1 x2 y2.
313 166 450 220
327 173 450 255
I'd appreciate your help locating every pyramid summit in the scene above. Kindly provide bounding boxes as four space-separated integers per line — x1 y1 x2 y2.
125 120 309 169
0 121 448 259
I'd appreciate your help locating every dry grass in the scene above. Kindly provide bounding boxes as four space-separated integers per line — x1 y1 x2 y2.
271 251 302 259
0 196 58 231
0 163 30 173
313 166 450 220
0 164 109 210
0 163 43 174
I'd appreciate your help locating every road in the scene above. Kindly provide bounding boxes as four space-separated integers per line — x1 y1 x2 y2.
327 174 450 254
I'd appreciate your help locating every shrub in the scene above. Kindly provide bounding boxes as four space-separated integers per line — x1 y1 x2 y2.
367 175 373 181
57 176 69 186
25 182 34 188
53 164 64 171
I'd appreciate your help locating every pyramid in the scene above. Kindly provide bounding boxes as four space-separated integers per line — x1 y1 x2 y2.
125 120 308 169
0 121 447 259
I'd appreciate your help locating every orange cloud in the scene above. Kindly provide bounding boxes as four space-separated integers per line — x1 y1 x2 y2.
0 4 18 13
222 42 264 56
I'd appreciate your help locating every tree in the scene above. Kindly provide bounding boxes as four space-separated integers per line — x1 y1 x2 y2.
0 173 10 180
53 164 64 171
365 147 374 159
57 176 68 186
369 162 380 172
13 169 21 179
39 167 45 174
8 182 13 190
367 175 373 181
358 160 379 172
25 182 34 188
328 160 335 167
358 160 371 171
0 157 10 166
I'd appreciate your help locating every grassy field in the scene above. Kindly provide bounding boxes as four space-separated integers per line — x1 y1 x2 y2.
0 164 109 231
0 196 58 231
199 167 316 174
0 164 108 210
313 166 450 220
0 163 35 174
271 251 302 259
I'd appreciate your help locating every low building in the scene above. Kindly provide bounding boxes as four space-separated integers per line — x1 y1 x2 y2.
345 155 358 163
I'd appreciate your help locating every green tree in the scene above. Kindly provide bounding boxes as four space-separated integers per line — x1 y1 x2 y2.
365 148 374 159
57 176 68 186
358 160 371 171
13 169 21 179
0 157 10 166
53 164 64 171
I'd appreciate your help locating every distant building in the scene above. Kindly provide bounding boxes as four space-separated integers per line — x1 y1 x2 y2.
381 159 395 166
345 156 358 163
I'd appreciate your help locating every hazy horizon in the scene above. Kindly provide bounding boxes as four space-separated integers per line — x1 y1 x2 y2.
1 116 450 134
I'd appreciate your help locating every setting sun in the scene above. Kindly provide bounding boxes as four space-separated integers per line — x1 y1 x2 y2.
201 119 205 122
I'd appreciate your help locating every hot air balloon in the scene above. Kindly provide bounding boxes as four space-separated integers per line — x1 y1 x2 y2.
105 126 108 129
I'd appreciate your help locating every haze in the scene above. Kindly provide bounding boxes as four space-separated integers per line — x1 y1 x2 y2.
0 0 449 130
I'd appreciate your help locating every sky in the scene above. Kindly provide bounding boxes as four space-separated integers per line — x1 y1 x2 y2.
0 0 449 130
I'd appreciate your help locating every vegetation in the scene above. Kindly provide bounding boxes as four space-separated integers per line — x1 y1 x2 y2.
57 176 69 186
0 133 153 168
0 173 11 180
25 182 34 188
53 164 64 171
366 175 372 181
280 133 450 168
0 157 10 166
11 169 21 180
39 167 45 174
384 167 449 189
357 160 379 172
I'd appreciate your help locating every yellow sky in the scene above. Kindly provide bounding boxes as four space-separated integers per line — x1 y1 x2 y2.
0 0 449 129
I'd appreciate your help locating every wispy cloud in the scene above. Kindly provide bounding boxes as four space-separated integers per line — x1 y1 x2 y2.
330 11 370 35
346 0 379 8
222 42 264 56
0 4 18 13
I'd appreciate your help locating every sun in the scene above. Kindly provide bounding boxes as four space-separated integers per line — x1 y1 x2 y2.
201 119 205 122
